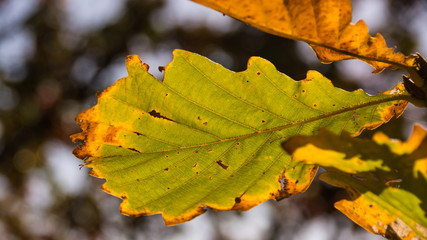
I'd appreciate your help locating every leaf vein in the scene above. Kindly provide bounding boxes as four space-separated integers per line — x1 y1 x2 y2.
181 53 294 124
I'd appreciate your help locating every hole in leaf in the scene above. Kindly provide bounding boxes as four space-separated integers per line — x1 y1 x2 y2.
216 160 229 170
148 110 173 121
127 148 141 153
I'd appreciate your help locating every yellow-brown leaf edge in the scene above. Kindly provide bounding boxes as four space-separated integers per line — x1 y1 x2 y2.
71 50 411 226
191 0 416 73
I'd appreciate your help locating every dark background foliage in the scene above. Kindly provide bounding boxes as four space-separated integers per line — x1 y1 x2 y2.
0 0 426 239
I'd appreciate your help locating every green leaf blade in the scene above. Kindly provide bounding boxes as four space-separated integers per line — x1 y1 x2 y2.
72 50 409 225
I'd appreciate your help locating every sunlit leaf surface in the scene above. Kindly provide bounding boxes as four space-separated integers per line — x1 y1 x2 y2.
72 50 409 225
192 0 416 73
283 125 427 239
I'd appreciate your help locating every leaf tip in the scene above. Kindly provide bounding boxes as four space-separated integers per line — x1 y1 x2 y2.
126 55 149 71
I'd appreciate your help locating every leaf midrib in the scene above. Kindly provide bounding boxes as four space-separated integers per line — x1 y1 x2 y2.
103 94 408 154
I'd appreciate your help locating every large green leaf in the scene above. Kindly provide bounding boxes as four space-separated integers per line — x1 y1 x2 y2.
283 125 427 239
72 50 409 225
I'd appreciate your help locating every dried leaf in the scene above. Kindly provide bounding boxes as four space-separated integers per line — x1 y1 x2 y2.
192 0 416 72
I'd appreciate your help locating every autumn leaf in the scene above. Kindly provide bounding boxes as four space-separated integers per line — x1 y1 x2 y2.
283 125 427 239
191 0 416 73
71 50 409 225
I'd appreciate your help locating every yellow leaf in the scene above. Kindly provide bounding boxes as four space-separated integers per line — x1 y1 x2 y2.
283 125 427 239
191 0 416 73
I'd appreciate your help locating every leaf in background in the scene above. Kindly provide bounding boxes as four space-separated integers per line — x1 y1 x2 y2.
191 0 416 73
283 125 427 239
71 50 409 225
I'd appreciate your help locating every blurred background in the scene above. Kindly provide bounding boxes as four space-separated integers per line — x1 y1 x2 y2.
0 0 426 239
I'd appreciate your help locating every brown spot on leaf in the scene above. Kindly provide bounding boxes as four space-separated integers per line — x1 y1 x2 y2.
234 197 241 203
127 148 141 153
148 110 173 121
158 66 166 72
103 125 119 143
216 160 229 170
